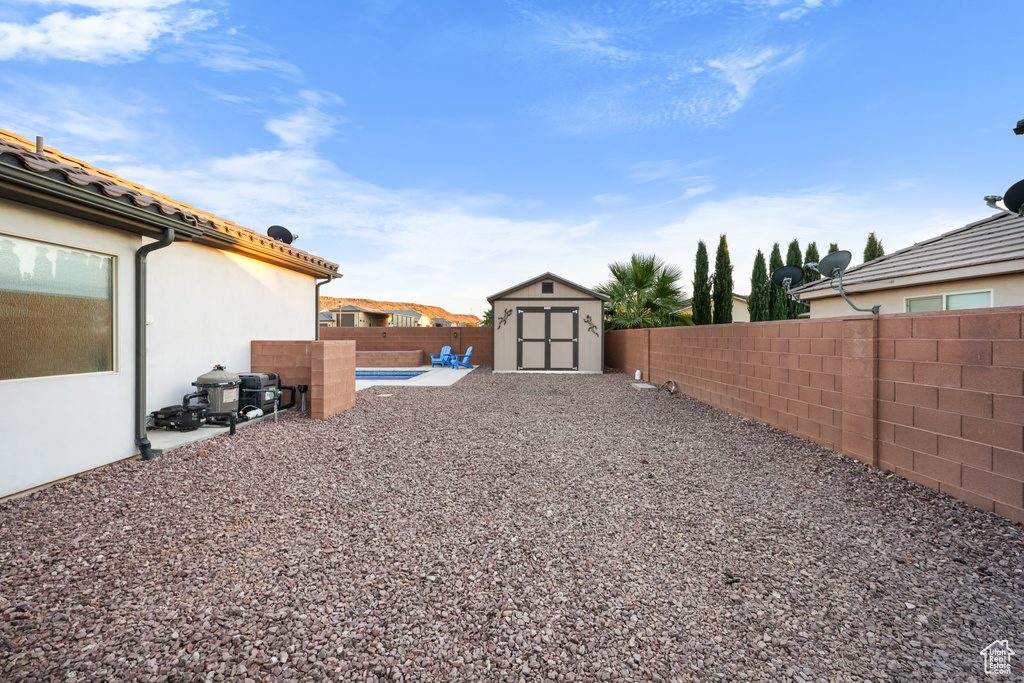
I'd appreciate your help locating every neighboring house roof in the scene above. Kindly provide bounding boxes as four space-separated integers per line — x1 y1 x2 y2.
487 271 610 302
0 129 339 279
318 297 481 325
793 212 1024 296
679 294 749 309
332 305 388 315
318 311 333 321
380 309 423 317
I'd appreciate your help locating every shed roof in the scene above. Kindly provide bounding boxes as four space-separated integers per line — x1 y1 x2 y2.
793 212 1024 295
487 272 610 302
0 129 339 278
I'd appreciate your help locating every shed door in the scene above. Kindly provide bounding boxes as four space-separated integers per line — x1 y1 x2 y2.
517 307 578 371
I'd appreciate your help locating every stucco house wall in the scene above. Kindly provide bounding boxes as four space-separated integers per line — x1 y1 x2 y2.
146 242 315 411
0 129 340 499
1 200 139 498
805 272 1024 319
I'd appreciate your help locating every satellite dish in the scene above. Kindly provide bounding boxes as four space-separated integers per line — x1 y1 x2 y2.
770 265 805 289
1002 179 1024 214
816 250 852 278
268 225 298 244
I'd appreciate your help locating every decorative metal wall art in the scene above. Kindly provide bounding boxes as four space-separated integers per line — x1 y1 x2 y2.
583 314 600 336
496 307 513 330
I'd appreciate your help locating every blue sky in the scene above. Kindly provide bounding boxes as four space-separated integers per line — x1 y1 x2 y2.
1 0 1022 315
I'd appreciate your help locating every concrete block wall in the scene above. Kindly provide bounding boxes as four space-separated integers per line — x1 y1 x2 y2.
251 340 355 420
606 307 1024 523
642 319 846 453
321 327 492 365
874 309 1024 523
604 328 650 379
355 350 424 367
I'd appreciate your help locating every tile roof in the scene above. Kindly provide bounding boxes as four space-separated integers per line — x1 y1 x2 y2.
794 212 1024 294
319 297 482 324
0 129 339 275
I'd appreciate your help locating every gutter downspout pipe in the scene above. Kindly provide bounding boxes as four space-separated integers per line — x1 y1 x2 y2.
136 228 175 461
315 275 335 340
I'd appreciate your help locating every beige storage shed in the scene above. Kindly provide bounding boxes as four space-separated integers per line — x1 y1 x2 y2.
488 272 608 373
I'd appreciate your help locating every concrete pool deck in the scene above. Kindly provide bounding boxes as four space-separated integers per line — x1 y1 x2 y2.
355 364 475 391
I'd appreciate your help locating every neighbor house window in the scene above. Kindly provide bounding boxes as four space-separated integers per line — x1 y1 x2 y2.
0 234 114 381
906 290 992 313
542 281 554 294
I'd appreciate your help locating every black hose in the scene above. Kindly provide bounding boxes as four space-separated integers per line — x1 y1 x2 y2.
279 385 297 410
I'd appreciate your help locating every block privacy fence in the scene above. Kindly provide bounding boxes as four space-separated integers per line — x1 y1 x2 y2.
250 340 355 420
320 326 492 366
606 308 1024 524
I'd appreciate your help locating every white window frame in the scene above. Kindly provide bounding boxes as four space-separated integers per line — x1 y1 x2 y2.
0 232 119 383
904 288 993 313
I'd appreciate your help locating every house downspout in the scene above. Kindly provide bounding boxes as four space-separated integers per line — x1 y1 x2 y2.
315 275 334 340
136 228 175 461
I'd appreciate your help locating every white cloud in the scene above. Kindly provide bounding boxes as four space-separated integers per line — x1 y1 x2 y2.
97 135 982 314
629 160 684 184
535 18 637 67
0 75 159 145
592 193 630 206
652 191 978 295
166 34 302 76
779 0 827 20
707 46 801 118
265 108 340 149
264 92 347 148
0 1 214 63
112 147 615 313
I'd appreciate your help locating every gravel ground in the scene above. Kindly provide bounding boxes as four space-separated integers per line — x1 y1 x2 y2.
2 368 1022 683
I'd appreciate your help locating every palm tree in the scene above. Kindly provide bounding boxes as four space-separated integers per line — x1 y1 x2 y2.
596 253 687 330
481 308 492 327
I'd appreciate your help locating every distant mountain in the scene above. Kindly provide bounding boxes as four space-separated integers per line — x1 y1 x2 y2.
319 296 481 325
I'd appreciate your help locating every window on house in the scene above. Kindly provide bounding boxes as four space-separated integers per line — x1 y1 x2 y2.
541 281 554 294
906 296 942 313
0 234 114 381
946 291 991 310
906 290 992 313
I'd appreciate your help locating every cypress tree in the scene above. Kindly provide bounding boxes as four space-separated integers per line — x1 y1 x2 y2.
803 242 821 284
712 234 734 324
768 243 787 321
748 250 770 322
785 239 804 319
692 240 712 325
828 242 839 254
863 232 885 262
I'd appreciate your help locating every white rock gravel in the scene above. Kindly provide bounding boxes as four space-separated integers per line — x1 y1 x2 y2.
2 368 1022 682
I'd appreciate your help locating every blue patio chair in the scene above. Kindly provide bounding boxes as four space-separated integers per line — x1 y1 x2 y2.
450 346 473 369
430 345 452 367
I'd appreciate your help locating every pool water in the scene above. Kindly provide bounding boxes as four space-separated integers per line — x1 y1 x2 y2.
355 370 428 381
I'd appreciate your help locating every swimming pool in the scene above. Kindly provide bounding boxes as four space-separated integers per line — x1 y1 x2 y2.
355 370 428 381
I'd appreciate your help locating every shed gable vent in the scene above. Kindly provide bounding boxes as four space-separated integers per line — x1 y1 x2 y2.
541 281 554 294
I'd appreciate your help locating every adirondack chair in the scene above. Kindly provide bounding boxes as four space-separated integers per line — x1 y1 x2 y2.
430 345 452 367
450 346 473 369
